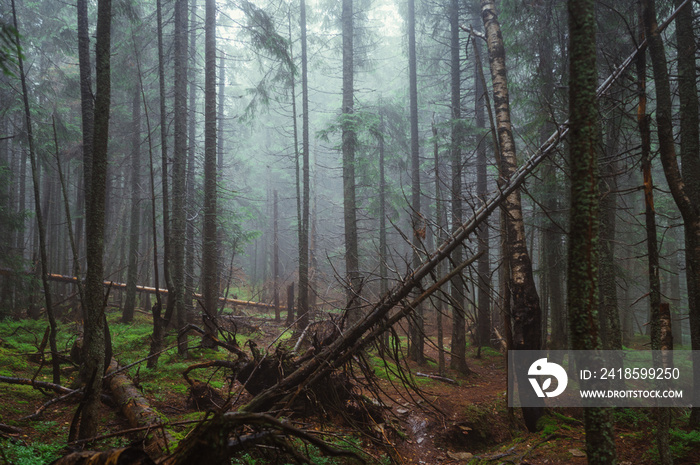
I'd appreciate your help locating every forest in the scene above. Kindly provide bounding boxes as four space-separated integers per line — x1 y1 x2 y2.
1 0 700 463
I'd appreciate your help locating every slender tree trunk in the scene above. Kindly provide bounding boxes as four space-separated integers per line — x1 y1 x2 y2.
77 0 93 271
567 0 617 461
407 0 424 364
157 0 174 317
433 122 446 375
342 0 361 325
481 0 541 430
273 190 280 322
643 0 700 426
474 34 490 352
298 0 311 330
12 0 60 386
169 0 189 355
449 0 468 374
123 80 142 323
673 0 700 427
79 0 112 439
202 0 218 343
184 0 198 319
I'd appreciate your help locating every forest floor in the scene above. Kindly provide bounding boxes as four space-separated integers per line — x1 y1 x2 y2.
0 306 699 464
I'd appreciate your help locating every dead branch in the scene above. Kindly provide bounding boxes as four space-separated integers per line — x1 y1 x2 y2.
415 372 457 385
159 412 364 465
0 375 75 396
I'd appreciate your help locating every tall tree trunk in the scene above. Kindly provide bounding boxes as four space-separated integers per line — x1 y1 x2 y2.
407 0 424 364
77 0 93 271
598 119 622 350
481 0 541 430
157 0 174 320
123 80 142 323
449 0 468 374
184 0 198 320
202 0 218 343
273 190 280 322
673 0 700 427
169 0 189 355
298 0 311 329
342 0 361 325
433 122 446 375
79 0 112 439
567 0 617 461
643 0 700 425
12 0 60 385
474 33 490 352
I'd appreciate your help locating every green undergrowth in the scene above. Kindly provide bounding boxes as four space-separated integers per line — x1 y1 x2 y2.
0 438 64 465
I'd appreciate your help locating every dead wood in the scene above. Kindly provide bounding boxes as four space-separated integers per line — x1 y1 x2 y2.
158 412 364 465
49 447 155 465
415 372 457 385
0 423 22 435
105 359 174 458
0 375 75 396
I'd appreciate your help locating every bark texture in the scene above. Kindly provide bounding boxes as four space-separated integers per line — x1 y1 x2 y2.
568 0 617 462
481 0 541 430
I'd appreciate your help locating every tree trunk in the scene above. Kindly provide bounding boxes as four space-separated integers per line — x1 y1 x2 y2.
449 0 468 374
77 0 93 272
643 0 700 426
156 0 174 309
481 0 541 430
202 0 218 344
433 122 446 375
273 190 280 322
342 0 361 325
407 0 424 364
567 0 617 461
123 79 142 323
474 33 491 352
79 0 111 439
298 0 311 330
184 0 198 321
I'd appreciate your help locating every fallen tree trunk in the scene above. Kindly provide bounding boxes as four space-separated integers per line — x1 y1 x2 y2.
105 359 174 457
49 447 155 465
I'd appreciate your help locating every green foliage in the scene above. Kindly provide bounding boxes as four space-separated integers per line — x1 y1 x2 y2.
612 408 649 428
644 428 700 462
0 439 64 465
0 21 19 77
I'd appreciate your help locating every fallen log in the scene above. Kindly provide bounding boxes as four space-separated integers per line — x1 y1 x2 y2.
49 447 155 465
415 372 457 385
105 359 174 457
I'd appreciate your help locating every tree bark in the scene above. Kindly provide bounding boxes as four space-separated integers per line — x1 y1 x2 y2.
481 0 541 430
449 0 468 374
643 0 700 425
567 0 617 461
123 79 142 323
79 0 111 439
342 0 361 325
407 0 424 364
184 0 198 321
474 32 491 352
298 0 311 330
202 0 218 344
76 0 93 271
